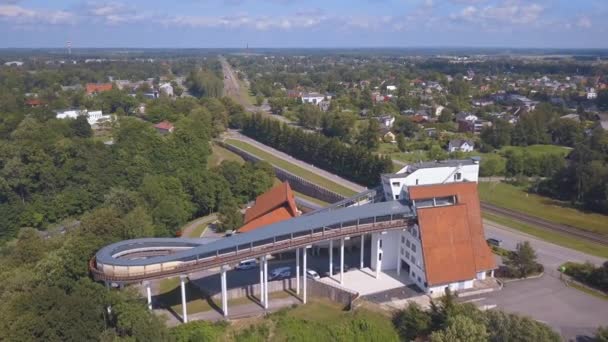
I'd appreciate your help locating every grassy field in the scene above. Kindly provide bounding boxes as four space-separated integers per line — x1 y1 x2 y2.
237 78 256 107
209 144 245 167
225 139 357 197
500 144 571 156
226 299 399 341
483 213 608 259
479 182 608 236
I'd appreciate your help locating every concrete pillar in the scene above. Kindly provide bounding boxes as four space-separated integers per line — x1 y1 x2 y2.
376 238 382 279
490 270 495 278
180 275 188 323
296 248 300 295
360 234 364 269
340 237 344 285
144 281 152 310
303 246 308 304
263 255 269 309
221 266 228 318
397 235 401 276
259 257 264 305
329 239 333 278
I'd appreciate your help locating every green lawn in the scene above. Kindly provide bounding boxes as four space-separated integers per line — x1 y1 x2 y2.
182 213 218 238
483 213 608 259
209 144 245 167
479 182 608 236
500 144 571 156
225 139 357 197
237 78 256 106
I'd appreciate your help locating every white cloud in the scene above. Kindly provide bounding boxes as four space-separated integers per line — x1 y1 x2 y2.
577 16 592 28
449 2 545 26
0 5 74 24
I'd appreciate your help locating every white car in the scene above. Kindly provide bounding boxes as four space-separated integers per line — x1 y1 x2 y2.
235 259 257 270
269 267 291 280
306 269 320 280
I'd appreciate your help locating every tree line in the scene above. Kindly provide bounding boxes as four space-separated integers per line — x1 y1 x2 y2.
241 114 393 187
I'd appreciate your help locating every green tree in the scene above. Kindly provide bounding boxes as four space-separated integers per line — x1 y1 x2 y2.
394 116 420 138
71 116 92 138
357 118 380 150
396 133 407 152
218 199 243 232
506 241 540 278
393 303 431 341
430 315 489 342
297 104 323 129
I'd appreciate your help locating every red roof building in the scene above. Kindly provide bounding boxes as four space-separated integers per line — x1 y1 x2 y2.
239 182 299 233
25 98 44 108
408 182 496 289
154 121 175 134
86 83 113 95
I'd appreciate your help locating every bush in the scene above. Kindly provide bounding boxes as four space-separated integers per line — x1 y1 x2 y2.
561 261 608 292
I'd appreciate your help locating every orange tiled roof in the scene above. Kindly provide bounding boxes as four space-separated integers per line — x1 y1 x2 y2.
86 83 113 94
409 182 496 286
239 181 298 233
154 121 174 130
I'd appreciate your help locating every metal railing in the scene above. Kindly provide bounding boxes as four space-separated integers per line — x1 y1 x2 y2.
90 216 414 284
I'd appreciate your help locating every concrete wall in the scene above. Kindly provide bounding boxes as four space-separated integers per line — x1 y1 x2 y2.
399 224 427 290
370 230 400 272
219 142 346 204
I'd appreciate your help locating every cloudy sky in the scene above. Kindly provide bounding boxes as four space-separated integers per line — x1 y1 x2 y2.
0 0 606 48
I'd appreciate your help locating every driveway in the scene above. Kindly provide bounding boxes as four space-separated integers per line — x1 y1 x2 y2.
461 273 608 341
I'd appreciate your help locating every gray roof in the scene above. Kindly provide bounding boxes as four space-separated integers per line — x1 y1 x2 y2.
96 200 413 267
383 158 480 178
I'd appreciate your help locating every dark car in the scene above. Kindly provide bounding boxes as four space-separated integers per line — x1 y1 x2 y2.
487 238 502 247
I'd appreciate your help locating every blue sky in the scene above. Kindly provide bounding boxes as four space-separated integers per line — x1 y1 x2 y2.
0 0 606 48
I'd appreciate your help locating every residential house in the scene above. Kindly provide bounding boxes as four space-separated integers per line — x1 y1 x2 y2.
301 92 326 105
56 109 113 126
456 112 478 123
375 115 395 129
159 83 174 97
386 85 397 92
448 139 475 153
25 98 45 108
560 114 581 122
239 182 300 233
86 83 113 95
154 121 174 134
587 88 598 100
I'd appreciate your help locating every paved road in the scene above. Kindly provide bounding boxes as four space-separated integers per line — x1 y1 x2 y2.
484 219 605 268
223 130 367 193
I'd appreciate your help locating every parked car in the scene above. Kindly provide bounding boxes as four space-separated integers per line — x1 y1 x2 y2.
306 269 320 280
269 267 291 280
235 259 257 270
486 238 502 247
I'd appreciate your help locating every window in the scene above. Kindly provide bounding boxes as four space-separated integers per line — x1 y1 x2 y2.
379 253 382 261
418 276 422 282
395 195 400 200
379 239 383 248
401 247 404 255
411 255 416 264
401 236 405 244
412 229 418 238
406 239 411 248
412 244 417 252
454 172 462 181
392 182 401 187
406 251 410 259
415 179 419 185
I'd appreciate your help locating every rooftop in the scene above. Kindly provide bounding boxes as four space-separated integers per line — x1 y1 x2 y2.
240 182 298 233
383 158 480 178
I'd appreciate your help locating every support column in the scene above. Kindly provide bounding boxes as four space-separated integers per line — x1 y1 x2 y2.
340 237 345 285
263 255 269 309
303 246 308 304
144 281 152 310
329 239 333 278
259 257 264 305
221 266 228 318
180 275 188 323
296 248 300 295
397 235 401 276
376 238 382 279
360 234 364 269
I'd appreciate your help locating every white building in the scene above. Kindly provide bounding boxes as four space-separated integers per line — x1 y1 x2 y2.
301 92 330 105
370 158 494 296
381 158 480 201
56 109 114 126
448 139 475 153
386 85 397 92
4 61 23 67
159 83 174 97
587 88 597 100
375 115 395 128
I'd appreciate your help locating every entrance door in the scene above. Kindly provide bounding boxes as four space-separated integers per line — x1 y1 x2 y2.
401 260 411 275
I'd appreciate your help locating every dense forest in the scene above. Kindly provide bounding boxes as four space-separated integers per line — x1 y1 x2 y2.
242 114 393 187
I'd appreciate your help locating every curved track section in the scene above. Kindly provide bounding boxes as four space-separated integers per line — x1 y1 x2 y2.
92 200 415 284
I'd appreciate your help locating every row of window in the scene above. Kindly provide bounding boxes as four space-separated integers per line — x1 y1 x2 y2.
401 236 417 252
